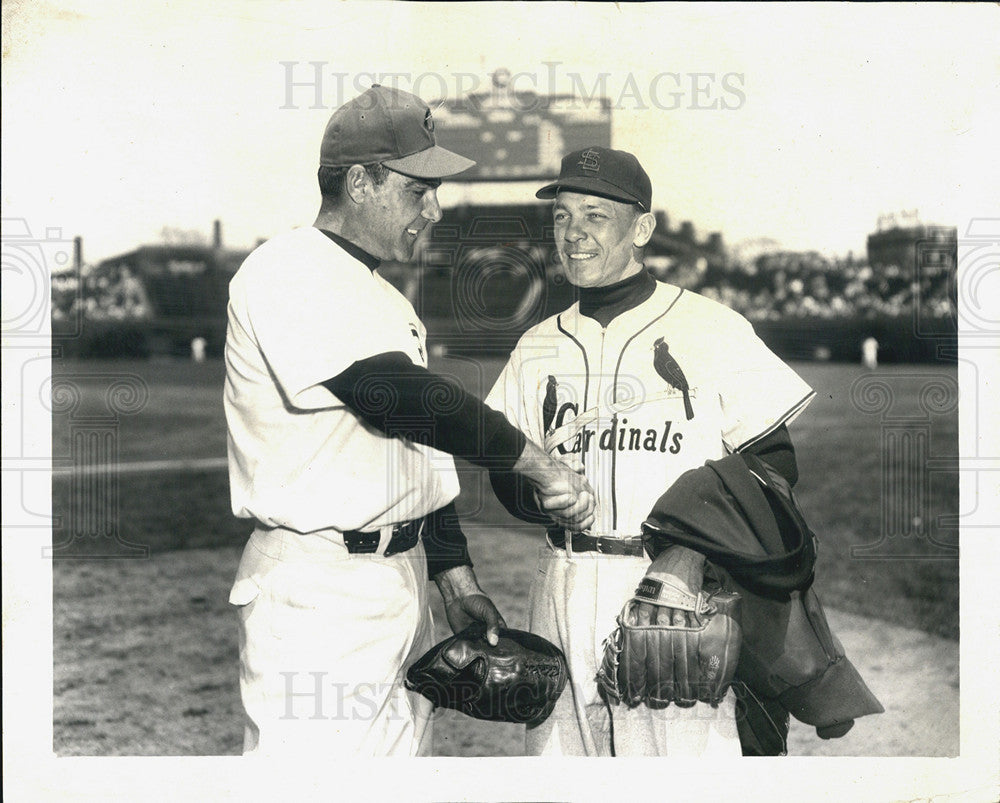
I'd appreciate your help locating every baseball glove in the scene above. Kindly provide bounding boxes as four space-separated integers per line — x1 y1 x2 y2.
404 623 569 725
597 572 742 708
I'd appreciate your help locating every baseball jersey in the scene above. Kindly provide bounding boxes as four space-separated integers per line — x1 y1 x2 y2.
224 226 460 534
486 279 815 538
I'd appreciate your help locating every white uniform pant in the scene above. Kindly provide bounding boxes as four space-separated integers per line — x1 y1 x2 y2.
525 544 741 757
229 528 436 757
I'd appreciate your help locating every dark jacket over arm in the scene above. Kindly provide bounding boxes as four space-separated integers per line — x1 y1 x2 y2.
642 452 884 751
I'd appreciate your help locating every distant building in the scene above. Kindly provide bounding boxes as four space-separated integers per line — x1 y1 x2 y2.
91 243 248 319
867 223 956 275
52 236 250 357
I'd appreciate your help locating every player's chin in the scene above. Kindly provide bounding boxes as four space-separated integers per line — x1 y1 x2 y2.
562 265 601 288
395 238 418 262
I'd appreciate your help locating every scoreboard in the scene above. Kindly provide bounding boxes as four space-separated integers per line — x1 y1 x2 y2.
432 89 611 182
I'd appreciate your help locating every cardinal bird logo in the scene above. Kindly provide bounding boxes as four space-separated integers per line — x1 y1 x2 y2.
653 338 694 420
542 375 558 435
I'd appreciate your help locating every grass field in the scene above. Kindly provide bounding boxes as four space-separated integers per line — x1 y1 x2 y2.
50 354 960 757
51 355 959 633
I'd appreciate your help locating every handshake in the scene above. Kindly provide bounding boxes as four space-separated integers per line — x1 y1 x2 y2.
513 440 596 533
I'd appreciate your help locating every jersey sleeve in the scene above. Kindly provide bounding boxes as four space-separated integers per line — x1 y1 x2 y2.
245 252 406 410
485 343 542 442
717 314 815 452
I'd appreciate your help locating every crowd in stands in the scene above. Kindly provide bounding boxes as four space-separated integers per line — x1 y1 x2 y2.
647 251 955 323
51 248 956 328
51 265 152 323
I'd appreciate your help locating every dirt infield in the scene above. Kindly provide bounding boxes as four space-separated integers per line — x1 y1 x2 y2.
48 357 961 758
53 525 958 757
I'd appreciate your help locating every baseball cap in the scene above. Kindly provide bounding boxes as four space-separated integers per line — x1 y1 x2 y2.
536 146 652 211
319 84 475 179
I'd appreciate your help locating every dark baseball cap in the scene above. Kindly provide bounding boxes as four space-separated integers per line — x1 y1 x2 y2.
536 146 652 210
319 84 475 179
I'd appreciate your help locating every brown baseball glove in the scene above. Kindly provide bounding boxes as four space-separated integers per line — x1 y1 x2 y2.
597 569 742 708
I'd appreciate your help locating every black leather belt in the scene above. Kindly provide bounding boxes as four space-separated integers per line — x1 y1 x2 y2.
343 518 423 556
548 529 646 557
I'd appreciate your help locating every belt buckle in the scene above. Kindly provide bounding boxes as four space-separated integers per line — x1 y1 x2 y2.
394 518 421 540
384 518 421 557
597 534 642 556
345 530 380 554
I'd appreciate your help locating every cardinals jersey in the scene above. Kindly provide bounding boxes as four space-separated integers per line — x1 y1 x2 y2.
486 280 815 538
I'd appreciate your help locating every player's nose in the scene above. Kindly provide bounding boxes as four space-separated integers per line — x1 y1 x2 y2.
421 189 443 224
563 221 587 242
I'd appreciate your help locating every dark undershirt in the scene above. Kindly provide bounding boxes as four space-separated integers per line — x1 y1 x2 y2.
317 227 381 271
324 356 526 577
579 269 657 328
323 353 526 471
490 268 799 525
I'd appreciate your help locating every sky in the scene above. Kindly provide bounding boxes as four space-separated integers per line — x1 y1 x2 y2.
2 1 998 263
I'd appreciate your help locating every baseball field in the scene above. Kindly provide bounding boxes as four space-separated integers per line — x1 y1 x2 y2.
51 354 960 756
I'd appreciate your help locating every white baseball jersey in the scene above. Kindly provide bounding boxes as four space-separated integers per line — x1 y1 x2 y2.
487 277 814 756
225 226 448 757
224 226 460 536
486 279 815 537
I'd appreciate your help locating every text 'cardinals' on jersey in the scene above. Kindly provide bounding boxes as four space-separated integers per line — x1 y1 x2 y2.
486 281 814 537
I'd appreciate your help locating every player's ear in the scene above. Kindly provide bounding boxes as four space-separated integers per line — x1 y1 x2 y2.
345 164 370 204
632 211 656 248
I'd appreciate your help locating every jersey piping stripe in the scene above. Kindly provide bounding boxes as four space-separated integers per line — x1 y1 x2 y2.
610 412 619 530
556 314 591 410
608 286 684 531
734 390 817 453
611 287 685 405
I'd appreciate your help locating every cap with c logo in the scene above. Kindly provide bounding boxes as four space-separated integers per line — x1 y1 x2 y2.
320 85 475 179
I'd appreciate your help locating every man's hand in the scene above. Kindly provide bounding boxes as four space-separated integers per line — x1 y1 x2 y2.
513 441 596 532
633 545 706 627
434 565 507 646
535 469 596 532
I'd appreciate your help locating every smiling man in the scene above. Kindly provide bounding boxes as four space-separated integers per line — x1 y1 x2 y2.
224 86 594 757
486 146 815 756
552 191 654 289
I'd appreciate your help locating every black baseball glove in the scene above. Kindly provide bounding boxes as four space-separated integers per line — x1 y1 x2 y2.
404 623 568 725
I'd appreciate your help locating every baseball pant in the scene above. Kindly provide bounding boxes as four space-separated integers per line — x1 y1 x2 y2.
525 543 741 757
230 527 436 757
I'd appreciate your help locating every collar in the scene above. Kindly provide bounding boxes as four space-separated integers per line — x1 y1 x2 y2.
578 269 657 328
316 227 381 272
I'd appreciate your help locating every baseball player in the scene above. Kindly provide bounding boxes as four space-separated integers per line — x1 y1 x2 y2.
485 146 815 756
224 86 595 758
